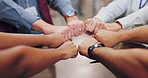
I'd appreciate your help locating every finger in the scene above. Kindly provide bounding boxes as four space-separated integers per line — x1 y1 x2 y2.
64 28 69 40
71 53 78 58
84 19 90 31
70 27 74 37
68 29 72 40
94 26 99 34
88 20 96 33
75 28 80 36
98 22 104 30
82 23 85 33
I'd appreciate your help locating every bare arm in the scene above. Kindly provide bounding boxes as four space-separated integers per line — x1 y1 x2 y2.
93 47 148 78
78 38 148 78
119 25 148 43
0 41 77 78
0 32 67 49
94 25 148 47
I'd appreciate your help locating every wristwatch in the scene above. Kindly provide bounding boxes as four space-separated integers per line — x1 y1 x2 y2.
64 10 77 17
88 42 105 63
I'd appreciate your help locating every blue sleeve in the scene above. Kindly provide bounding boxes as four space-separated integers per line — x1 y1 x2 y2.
48 0 76 15
0 0 40 30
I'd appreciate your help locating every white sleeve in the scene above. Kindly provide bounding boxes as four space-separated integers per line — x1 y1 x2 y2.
117 5 148 29
94 0 130 22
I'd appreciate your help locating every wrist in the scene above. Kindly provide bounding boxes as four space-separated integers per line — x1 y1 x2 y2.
32 19 53 33
93 18 102 22
64 12 78 23
40 35 50 46
88 42 105 63
114 21 122 30
117 30 131 42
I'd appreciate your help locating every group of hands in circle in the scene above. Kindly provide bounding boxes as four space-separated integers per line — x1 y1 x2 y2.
45 18 121 59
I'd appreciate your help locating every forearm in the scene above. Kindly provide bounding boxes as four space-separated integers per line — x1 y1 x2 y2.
93 48 148 78
0 32 48 49
64 14 78 23
94 0 128 22
32 19 53 34
117 6 148 29
0 46 63 78
118 26 148 43
0 0 39 29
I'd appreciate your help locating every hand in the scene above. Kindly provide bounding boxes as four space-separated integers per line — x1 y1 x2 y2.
32 19 72 40
43 25 72 40
78 38 98 58
57 41 78 60
85 18 106 34
104 22 122 31
67 19 85 37
94 30 121 47
43 33 67 48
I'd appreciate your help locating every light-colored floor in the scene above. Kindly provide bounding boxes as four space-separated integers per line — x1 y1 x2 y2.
55 34 115 78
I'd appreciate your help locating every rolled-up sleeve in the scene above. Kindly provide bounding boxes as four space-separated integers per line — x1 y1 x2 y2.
0 0 40 30
48 0 75 15
117 5 148 29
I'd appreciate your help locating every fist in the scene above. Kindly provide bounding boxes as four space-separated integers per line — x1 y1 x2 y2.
94 30 120 47
44 33 67 48
67 20 85 37
58 41 78 60
78 38 98 57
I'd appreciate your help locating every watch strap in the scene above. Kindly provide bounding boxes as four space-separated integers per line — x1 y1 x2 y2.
88 42 106 64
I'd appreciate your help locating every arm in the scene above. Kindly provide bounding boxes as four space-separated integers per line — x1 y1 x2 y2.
78 38 148 78
84 0 128 33
0 41 77 78
0 0 40 30
94 25 148 47
94 0 129 22
0 32 67 49
93 48 148 78
117 25 148 43
117 5 148 29
48 0 85 37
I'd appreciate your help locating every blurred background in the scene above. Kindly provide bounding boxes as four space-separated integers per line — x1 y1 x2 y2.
31 0 116 78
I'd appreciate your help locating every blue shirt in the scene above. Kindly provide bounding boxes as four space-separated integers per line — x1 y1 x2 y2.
0 0 75 34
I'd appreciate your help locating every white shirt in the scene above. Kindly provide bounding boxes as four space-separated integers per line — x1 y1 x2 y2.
94 0 148 29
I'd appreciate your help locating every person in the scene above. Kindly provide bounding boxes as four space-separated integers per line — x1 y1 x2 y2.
78 38 148 78
85 0 148 34
0 41 77 78
0 0 84 40
93 25 148 47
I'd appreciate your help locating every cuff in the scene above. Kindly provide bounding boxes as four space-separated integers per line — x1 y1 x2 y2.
18 11 40 30
59 4 76 15
116 19 133 29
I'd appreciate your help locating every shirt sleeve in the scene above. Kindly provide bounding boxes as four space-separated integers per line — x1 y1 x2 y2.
0 0 40 30
48 0 76 15
117 5 148 29
94 0 129 23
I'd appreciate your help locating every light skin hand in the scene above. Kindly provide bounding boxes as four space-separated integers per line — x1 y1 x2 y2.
94 30 122 47
57 41 78 60
104 22 122 31
43 33 68 48
32 19 71 40
65 15 85 37
78 38 98 58
43 26 71 40
85 18 105 34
